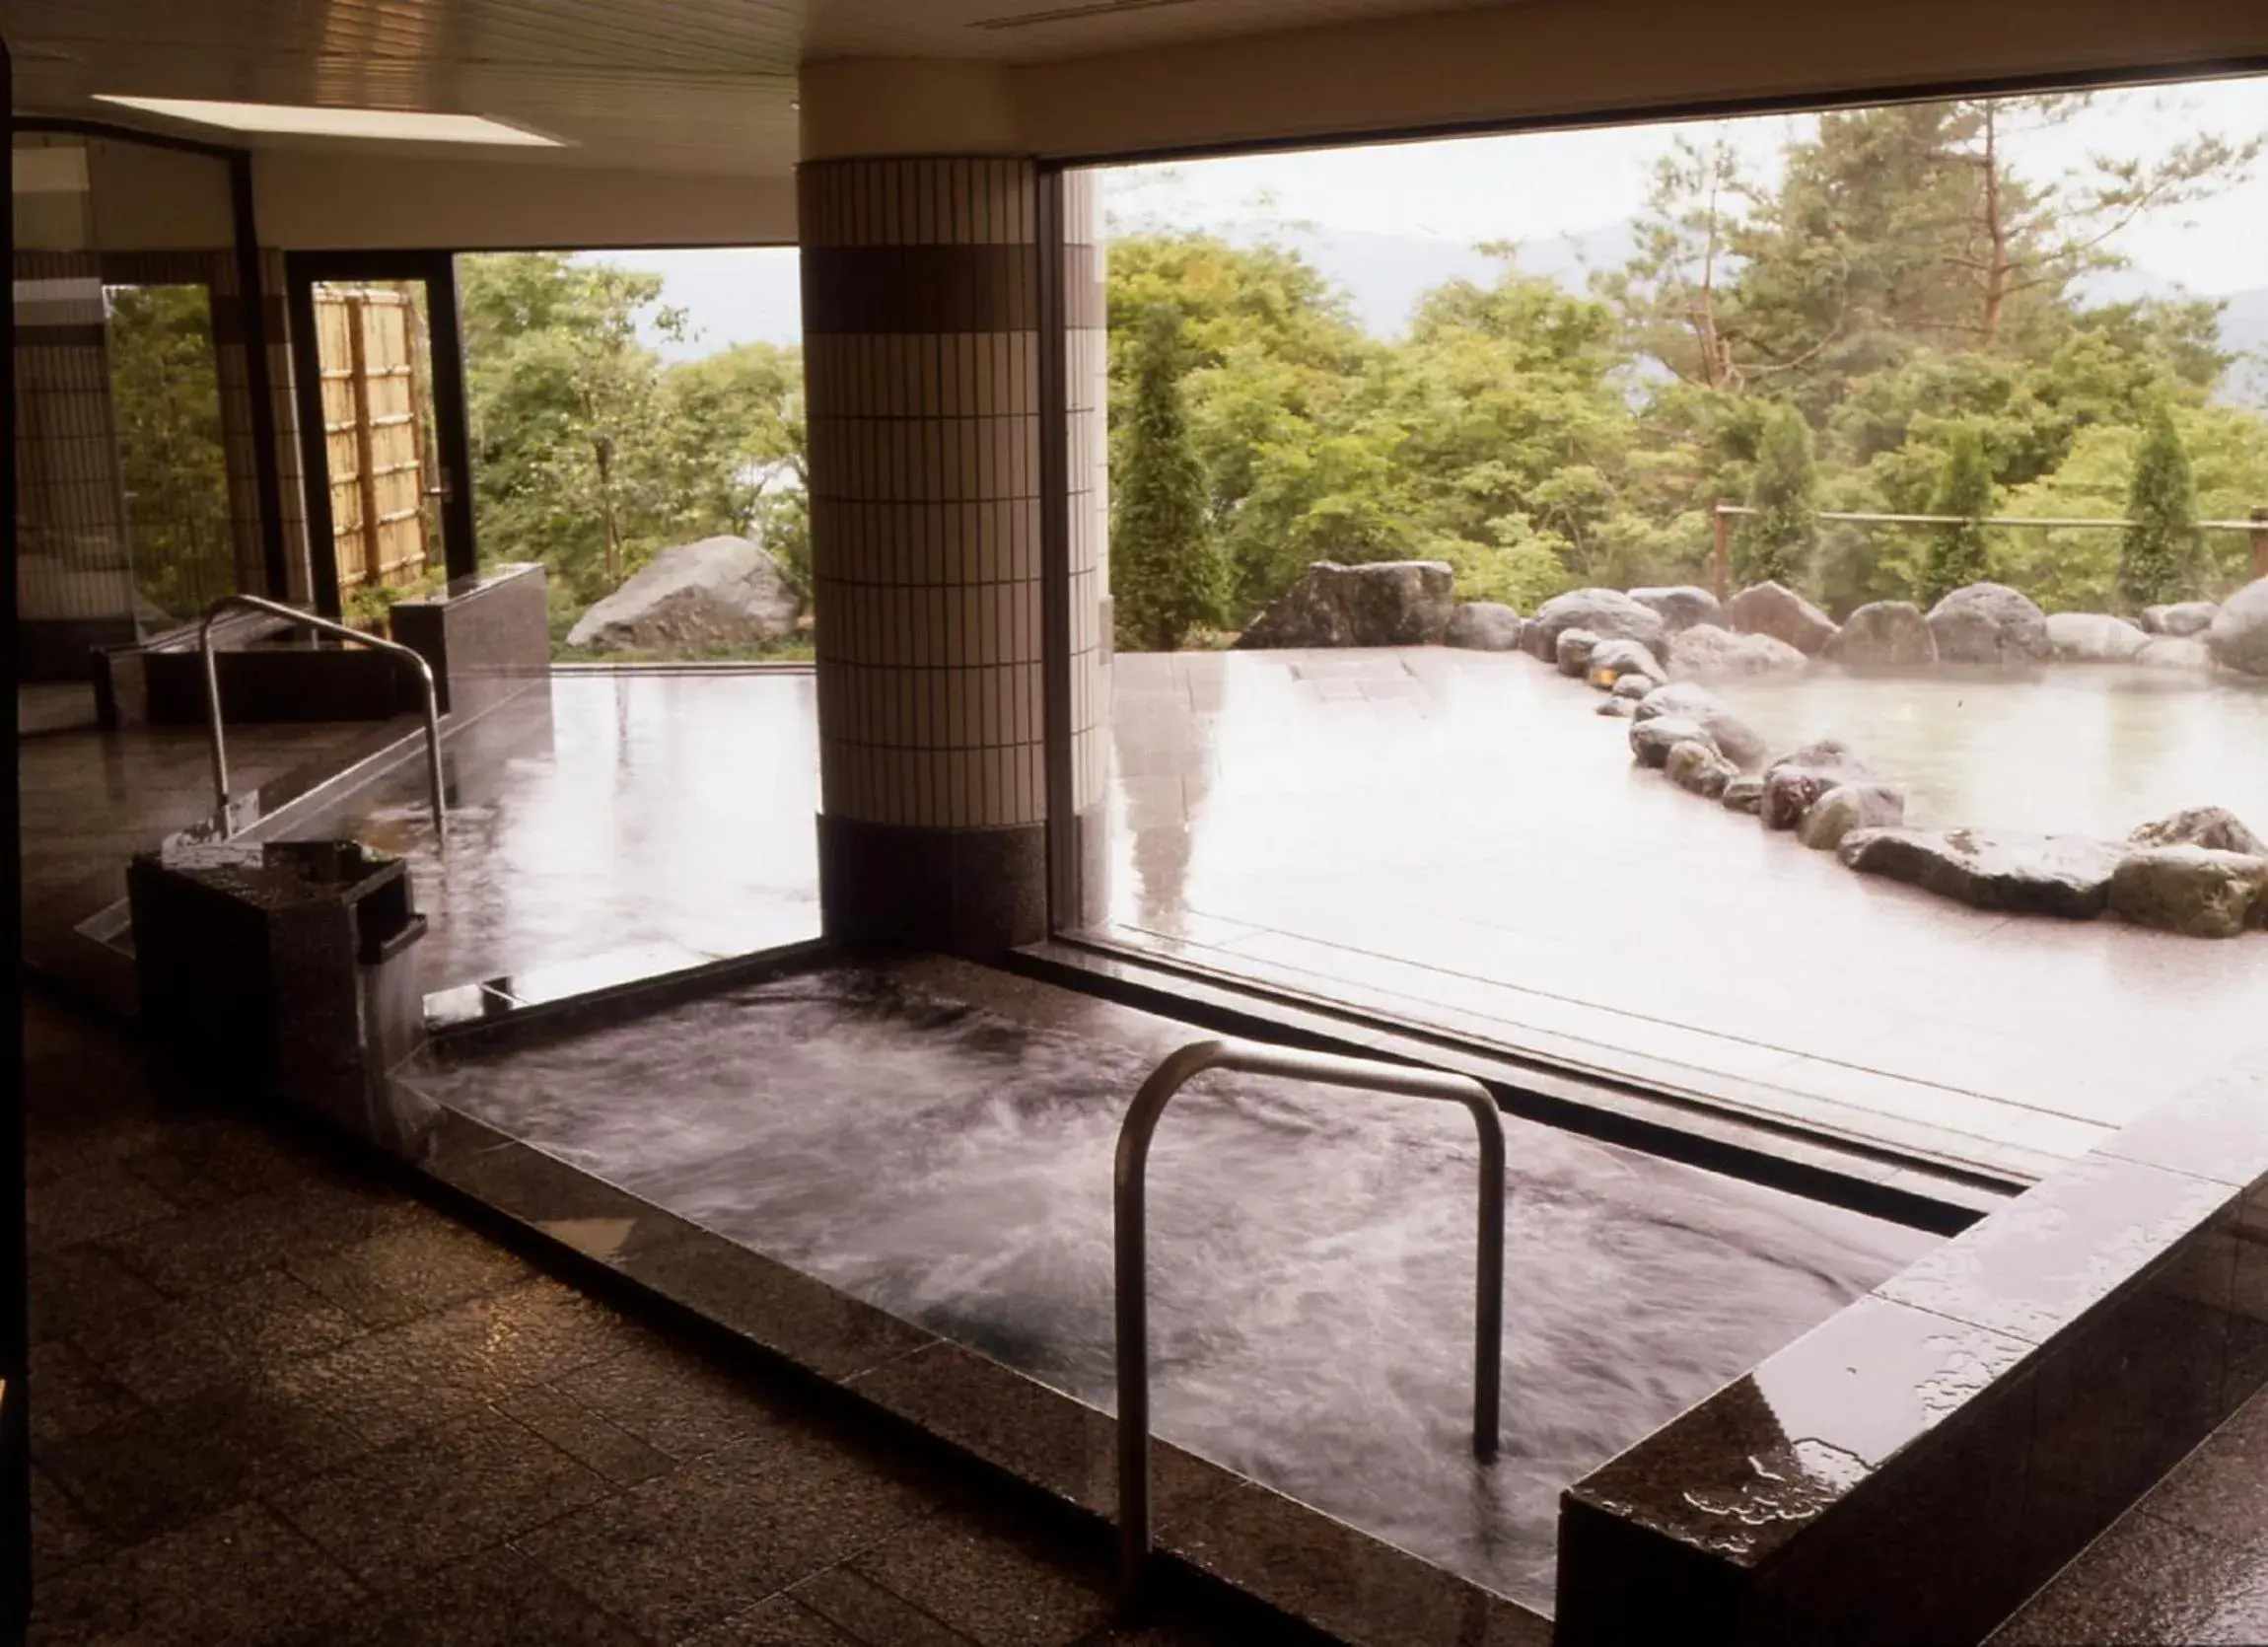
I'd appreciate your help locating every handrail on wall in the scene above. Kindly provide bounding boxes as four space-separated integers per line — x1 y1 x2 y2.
1113 1038 1506 1611
200 595 447 847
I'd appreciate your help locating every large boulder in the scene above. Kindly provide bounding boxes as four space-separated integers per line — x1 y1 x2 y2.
1721 776 1766 815
1726 581 1838 656
1445 601 1524 651
1666 740 1738 799
1666 624 1809 680
1557 629 1603 678
2206 579 2268 677
1798 783 1906 851
564 535 802 652
1838 827 2127 920
1610 673 1657 701
1629 586 1724 634
1760 738 1875 831
1523 588 1669 665
2046 612 2151 664
2140 602 2219 638
1630 715 1716 769
1238 560 1455 649
1629 683 1768 769
2134 635 2216 672
1925 583 2054 666
1587 638 1668 690
2107 847 2268 939
2131 806 2268 857
1826 602 1937 669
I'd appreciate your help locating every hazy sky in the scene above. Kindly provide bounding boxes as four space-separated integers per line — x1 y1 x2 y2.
1103 73 2268 293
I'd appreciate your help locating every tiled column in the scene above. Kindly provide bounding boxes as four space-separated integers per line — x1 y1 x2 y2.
803 156 1103 955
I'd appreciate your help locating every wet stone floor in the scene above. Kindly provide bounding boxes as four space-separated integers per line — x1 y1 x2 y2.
1106 649 2268 1180
21 991 1298 1647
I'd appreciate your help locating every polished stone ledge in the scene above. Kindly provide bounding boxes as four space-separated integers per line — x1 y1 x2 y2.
1556 1048 2268 1646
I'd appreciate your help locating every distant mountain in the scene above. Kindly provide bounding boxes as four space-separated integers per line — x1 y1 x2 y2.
1211 220 1638 338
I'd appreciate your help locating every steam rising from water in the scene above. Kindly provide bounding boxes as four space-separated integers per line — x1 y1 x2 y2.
418 970 1934 1608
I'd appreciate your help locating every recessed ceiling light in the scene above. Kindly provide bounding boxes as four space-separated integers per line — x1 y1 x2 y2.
90 96 562 146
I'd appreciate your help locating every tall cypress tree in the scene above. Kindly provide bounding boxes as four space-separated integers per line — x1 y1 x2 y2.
1919 421 1996 607
1738 402 1820 587
1110 309 1224 653
2117 400 2204 610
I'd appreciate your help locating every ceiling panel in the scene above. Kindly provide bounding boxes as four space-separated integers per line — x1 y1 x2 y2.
1 0 1525 176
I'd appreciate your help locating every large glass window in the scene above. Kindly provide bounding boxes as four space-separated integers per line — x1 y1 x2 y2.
1082 77 2268 1177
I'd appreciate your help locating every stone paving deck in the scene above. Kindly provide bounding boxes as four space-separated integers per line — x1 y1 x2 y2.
1103 649 2268 1179
22 991 1293 1647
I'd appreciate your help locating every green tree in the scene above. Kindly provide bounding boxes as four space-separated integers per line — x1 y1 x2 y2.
104 284 234 621
1738 403 1819 585
2117 399 2206 609
662 342 810 592
1920 421 1997 606
1111 309 1225 652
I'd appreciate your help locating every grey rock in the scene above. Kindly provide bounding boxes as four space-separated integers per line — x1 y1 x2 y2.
2206 578 2268 677
1445 601 1524 651
565 534 802 652
1726 581 1838 656
1595 697 1635 718
1838 827 2128 920
1827 601 1937 669
1925 583 2054 666
2129 806 2268 857
2108 847 2268 939
1557 628 1602 677
2135 635 2215 672
1631 714 1716 769
1666 624 1810 680
2140 602 2219 638
1238 560 1456 649
1629 586 1724 633
1721 776 1766 815
1798 783 1907 851
1523 588 1669 664
2046 611 2151 664
1760 738 1875 831
1610 673 1657 701
1587 637 1668 689
1628 682 1769 770
1666 740 1738 799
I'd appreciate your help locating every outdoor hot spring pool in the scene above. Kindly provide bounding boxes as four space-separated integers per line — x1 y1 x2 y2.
1713 664 2268 836
409 958 1937 1609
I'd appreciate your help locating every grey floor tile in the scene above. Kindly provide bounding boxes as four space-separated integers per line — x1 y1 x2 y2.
551 1335 794 1462
2144 1388 2268 1551
27 1338 141 1446
685 1595 866 1647
38 1382 371 1544
271 1408 612 1587
270 1545 648 1647
314 1215 541 1312
490 1379 679 1488
28 1155 183 1250
30 1468 109 1581
28 1243 169 1346
790 1566 974 1645
28 1501 364 1647
848 1511 1113 1647
69 1265 366 1406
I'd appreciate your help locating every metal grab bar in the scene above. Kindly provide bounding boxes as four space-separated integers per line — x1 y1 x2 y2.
1114 1038 1505 1611
200 595 447 847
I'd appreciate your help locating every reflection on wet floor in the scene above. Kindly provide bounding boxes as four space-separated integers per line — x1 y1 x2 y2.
410 955 1938 1611
1104 650 2268 1179
291 674 821 992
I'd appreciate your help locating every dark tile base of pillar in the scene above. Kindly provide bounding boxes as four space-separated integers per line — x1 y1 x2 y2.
817 814 1047 959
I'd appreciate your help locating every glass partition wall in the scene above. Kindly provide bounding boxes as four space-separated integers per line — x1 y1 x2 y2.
11 126 300 679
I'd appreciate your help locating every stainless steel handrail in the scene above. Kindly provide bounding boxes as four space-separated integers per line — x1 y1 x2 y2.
200 595 447 846
1114 1038 1505 1611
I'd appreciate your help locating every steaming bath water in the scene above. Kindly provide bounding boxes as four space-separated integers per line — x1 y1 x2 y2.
412 963 1937 1608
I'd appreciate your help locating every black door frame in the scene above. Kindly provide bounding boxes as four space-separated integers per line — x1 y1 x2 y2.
284 249 477 617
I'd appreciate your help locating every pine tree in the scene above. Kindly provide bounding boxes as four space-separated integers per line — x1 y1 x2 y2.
1919 421 1996 607
2117 400 2204 610
1738 402 1819 587
1110 309 1224 652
